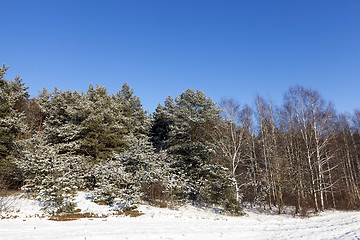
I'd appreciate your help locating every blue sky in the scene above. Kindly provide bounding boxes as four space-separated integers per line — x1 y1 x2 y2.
1 0 360 114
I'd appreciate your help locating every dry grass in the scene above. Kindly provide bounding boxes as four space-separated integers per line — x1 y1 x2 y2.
48 212 107 221
0 190 20 213
95 201 108 206
48 208 144 221
122 210 144 217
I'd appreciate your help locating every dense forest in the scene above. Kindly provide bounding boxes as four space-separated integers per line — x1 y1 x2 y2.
1 64 360 215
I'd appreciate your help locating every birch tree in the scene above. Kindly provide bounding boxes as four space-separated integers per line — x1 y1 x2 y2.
255 96 286 213
213 98 247 202
283 86 336 212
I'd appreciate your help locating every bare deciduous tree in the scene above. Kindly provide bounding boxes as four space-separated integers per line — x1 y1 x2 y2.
283 86 336 212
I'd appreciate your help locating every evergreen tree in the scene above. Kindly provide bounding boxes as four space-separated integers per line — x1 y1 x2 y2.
81 84 126 159
0 64 29 158
0 64 29 190
152 89 242 213
17 140 79 215
113 83 151 140
39 88 88 155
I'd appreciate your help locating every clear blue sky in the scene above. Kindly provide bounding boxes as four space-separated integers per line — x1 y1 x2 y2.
1 0 359 114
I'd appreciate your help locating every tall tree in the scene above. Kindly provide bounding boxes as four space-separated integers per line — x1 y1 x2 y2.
213 98 249 202
153 89 241 212
283 86 336 212
0 64 29 190
255 95 287 213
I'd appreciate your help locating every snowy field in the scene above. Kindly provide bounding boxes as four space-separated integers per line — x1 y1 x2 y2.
1 193 360 240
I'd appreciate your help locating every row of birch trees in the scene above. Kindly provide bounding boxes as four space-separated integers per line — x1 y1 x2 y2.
214 85 360 213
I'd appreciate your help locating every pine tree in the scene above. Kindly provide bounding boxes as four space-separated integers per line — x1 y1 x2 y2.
0 64 29 190
113 83 152 142
152 89 242 213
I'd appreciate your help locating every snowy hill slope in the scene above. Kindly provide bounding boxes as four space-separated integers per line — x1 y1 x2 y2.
1 192 360 240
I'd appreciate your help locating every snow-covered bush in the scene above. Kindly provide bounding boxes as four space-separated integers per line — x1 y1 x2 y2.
90 158 141 211
135 151 188 206
120 137 188 206
36 174 78 215
17 140 82 214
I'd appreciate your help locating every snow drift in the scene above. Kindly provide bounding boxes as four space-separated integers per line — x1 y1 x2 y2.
1 192 360 240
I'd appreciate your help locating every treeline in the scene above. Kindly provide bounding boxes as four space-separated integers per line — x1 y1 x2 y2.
1 64 359 215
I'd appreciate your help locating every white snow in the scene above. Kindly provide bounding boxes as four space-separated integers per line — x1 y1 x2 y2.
1 192 360 240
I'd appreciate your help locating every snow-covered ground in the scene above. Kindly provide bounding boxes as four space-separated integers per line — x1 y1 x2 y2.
1 192 360 240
